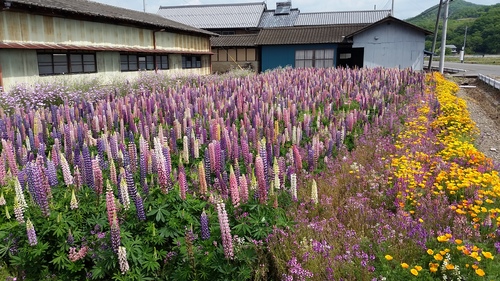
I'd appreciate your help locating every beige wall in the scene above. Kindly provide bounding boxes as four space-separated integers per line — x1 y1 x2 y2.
0 50 210 92
212 47 258 73
0 10 211 92
0 11 210 53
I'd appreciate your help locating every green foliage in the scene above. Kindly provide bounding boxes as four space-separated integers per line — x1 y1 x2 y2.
407 0 500 54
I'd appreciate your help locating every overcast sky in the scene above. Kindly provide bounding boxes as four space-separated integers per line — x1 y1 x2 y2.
92 0 499 19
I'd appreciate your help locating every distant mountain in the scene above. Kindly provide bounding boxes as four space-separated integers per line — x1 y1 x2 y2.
406 0 500 54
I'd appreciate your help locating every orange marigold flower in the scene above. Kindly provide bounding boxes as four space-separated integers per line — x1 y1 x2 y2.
410 268 418 276
482 251 494 259
434 253 443 261
446 264 454 270
454 239 463 245
415 265 423 271
427 249 434 255
401 263 409 269
475 268 485 277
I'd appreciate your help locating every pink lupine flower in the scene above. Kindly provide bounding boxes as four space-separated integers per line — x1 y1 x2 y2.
92 158 103 196
292 145 302 172
178 168 187 200
229 166 240 207
255 155 267 204
217 202 233 259
68 245 88 262
239 175 249 203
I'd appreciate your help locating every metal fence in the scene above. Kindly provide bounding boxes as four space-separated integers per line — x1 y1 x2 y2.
478 74 500 90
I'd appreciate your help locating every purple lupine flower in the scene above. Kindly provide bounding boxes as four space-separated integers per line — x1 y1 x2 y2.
134 192 146 221
97 138 108 170
92 158 103 196
204 148 211 186
139 144 147 187
67 230 74 245
110 214 121 253
125 166 137 205
308 148 315 172
26 218 38 246
45 160 58 187
82 145 94 190
200 210 210 240
128 142 137 174
216 202 233 259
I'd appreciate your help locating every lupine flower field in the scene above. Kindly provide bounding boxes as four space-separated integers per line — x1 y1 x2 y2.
0 68 499 281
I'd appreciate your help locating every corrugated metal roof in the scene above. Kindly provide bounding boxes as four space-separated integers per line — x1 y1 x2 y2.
258 9 299 28
295 10 391 26
157 2 266 29
210 34 258 47
255 24 367 45
4 0 214 36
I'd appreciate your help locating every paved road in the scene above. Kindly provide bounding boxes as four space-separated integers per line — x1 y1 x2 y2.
427 61 500 78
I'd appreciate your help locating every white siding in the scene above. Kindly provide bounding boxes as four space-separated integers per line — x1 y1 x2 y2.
352 22 426 70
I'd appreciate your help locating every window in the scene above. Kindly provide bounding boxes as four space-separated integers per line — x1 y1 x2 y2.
121 54 169 71
295 49 334 68
37 52 96 75
182 55 202 69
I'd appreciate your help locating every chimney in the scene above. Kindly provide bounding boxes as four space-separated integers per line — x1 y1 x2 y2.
275 1 291 15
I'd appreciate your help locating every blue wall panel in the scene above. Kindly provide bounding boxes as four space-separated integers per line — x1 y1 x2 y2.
261 44 338 72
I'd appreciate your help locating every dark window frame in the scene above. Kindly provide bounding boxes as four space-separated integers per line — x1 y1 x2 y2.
120 53 169 72
182 55 202 69
37 51 97 76
295 49 334 68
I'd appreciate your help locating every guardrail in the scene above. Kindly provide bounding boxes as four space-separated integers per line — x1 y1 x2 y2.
478 74 500 90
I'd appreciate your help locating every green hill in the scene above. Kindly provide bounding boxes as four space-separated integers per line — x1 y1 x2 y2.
406 0 500 54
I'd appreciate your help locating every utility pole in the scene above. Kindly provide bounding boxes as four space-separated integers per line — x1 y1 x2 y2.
143 0 146 12
391 0 394 16
460 26 467 63
428 0 443 72
438 0 451 74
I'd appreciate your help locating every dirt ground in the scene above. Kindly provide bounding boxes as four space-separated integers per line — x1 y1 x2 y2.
453 77 500 165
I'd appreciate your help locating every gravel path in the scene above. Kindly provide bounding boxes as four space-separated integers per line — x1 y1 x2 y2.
454 77 500 165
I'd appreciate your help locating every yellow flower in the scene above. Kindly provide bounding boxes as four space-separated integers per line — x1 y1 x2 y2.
455 239 463 245
475 268 485 277
385 255 393 261
434 253 443 261
415 265 422 271
446 264 455 270
410 268 418 276
401 263 409 269
430 266 438 273
482 251 494 259
427 249 434 255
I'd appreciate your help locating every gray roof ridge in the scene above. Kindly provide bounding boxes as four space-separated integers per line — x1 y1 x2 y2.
299 9 391 15
159 1 266 9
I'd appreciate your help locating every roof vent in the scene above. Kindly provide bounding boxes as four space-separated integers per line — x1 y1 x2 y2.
275 1 291 15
